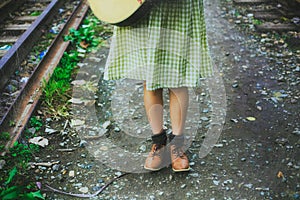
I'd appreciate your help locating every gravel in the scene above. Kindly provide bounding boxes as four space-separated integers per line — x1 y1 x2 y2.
22 0 300 199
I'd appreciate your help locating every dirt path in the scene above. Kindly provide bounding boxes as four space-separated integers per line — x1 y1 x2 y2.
28 0 299 199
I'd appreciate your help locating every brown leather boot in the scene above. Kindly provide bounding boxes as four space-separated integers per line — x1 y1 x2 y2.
169 134 190 172
144 144 167 171
144 130 168 171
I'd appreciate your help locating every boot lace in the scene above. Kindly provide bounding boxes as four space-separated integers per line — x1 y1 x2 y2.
171 145 185 158
151 144 163 158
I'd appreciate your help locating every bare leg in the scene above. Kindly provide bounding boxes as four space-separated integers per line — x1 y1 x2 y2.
143 82 168 171
169 87 189 136
168 87 190 172
143 82 164 135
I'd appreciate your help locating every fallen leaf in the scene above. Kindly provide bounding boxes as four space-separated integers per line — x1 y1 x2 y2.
68 98 84 104
29 136 49 147
246 117 256 121
45 128 59 134
70 119 85 127
80 41 89 49
71 80 86 86
277 171 284 178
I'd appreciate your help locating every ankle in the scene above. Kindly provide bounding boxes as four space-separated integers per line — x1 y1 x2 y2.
151 129 167 145
169 133 185 146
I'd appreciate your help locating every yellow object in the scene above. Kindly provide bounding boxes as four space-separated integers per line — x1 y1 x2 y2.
246 117 256 121
87 0 146 24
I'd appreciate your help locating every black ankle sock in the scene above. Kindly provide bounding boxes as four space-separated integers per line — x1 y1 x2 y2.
151 130 167 145
169 133 184 146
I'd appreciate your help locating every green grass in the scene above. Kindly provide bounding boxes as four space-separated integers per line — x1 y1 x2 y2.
0 118 42 200
30 11 41 17
0 132 10 141
41 15 110 118
252 19 263 25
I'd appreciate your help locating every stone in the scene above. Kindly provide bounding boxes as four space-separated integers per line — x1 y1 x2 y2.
0 160 6 170
79 186 89 193
69 170 75 177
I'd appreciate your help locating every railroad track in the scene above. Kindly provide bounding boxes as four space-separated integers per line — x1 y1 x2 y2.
233 0 300 32
0 0 67 90
0 0 89 148
0 0 51 58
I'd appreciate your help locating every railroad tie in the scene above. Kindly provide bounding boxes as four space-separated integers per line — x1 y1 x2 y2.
233 0 271 4
256 22 299 32
0 36 19 44
234 0 300 32
14 16 38 22
3 24 31 31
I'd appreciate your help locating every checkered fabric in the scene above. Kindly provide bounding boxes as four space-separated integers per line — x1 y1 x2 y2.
104 0 213 90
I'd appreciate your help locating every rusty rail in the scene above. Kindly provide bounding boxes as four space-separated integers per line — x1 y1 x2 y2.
0 0 89 148
0 0 65 91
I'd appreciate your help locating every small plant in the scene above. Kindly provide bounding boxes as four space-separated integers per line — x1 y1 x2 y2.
29 116 43 131
234 10 241 17
30 11 41 16
0 140 42 200
0 167 44 200
0 132 10 141
8 121 15 127
41 52 77 116
9 142 39 166
253 19 263 25
64 16 102 50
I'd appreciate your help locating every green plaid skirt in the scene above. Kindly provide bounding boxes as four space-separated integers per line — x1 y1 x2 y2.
104 0 213 90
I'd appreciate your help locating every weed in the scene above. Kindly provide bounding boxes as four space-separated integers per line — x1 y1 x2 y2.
30 11 41 16
41 15 110 118
64 16 102 50
9 142 39 167
0 141 42 200
253 19 263 25
0 167 44 200
8 120 15 127
234 10 241 17
0 132 10 141
29 116 43 131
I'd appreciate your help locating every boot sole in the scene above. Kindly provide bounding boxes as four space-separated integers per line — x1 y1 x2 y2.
172 166 191 172
144 165 164 171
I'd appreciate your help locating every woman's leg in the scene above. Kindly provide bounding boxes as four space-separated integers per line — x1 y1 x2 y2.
168 87 190 172
143 82 168 171
169 87 189 136
143 82 164 135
